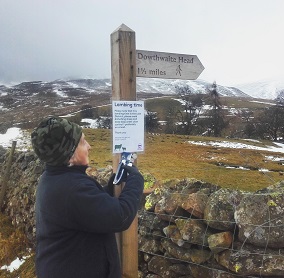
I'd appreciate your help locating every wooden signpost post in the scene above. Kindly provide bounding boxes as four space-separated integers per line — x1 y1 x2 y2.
111 24 204 277
111 24 138 278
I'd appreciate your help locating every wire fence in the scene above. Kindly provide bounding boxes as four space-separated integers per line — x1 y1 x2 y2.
137 176 284 277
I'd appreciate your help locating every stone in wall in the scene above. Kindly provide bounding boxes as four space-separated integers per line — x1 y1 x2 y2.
175 218 213 246
163 225 186 247
235 181 284 248
204 188 242 231
181 191 208 219
215 242 284 276
208 231 233 253
155 192 188 222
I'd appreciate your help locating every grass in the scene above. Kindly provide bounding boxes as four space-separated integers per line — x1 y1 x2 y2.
85 129 284 192
0 213 35 278
220 96 274 109
144 97 182 119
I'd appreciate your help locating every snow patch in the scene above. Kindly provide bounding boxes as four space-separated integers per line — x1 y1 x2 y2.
54 89 68 98
188 140 284 153
0 128 31 150
1 256 30 272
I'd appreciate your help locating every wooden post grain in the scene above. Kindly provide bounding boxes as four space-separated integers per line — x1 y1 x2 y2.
111 24 138 278
0 141 17 208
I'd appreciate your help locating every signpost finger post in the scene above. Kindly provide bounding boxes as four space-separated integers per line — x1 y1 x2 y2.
111 23 204 277
111 24 138 278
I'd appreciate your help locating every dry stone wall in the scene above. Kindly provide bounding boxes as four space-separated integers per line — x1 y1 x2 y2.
139 179 284 277
1 150 284 277
0 150 44 245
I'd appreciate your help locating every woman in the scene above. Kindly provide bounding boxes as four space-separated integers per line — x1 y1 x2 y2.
31 116 144 278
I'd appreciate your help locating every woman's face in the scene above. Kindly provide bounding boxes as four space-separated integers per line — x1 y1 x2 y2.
69 133 91 166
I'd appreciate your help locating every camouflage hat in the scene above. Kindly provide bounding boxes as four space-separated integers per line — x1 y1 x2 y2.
31 116 82 166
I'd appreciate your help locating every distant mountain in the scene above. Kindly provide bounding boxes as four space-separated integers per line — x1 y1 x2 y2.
2 77 284 100
0 77 278 133
235 78 284 100
136 78 250 98
0 78 250 98
0 85 8 95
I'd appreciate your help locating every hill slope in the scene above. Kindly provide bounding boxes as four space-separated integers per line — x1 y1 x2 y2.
236 78 284 99
0 78 251 131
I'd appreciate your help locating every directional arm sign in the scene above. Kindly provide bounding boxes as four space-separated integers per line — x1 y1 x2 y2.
136 49 204 80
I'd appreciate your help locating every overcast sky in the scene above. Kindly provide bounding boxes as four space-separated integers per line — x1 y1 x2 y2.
1 0 283 86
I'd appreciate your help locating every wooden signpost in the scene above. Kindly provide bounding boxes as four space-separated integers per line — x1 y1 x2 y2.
111 24 138 278
111 24 204 277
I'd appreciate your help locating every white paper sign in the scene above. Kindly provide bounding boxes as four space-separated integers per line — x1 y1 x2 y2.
112 101 144 153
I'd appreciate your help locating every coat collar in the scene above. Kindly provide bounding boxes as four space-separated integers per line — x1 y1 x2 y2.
45 164 88 174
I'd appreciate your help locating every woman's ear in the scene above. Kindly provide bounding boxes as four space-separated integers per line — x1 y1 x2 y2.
69 152 76 166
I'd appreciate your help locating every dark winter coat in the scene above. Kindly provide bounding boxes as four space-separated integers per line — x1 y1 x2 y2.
35 164 144 278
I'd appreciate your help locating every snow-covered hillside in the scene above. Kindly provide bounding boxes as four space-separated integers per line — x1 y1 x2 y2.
136 78 249 97
1 77 284 100
0 78 250 98
236 78 284 100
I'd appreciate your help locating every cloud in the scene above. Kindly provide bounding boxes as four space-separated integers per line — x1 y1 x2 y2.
0 0 284 85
